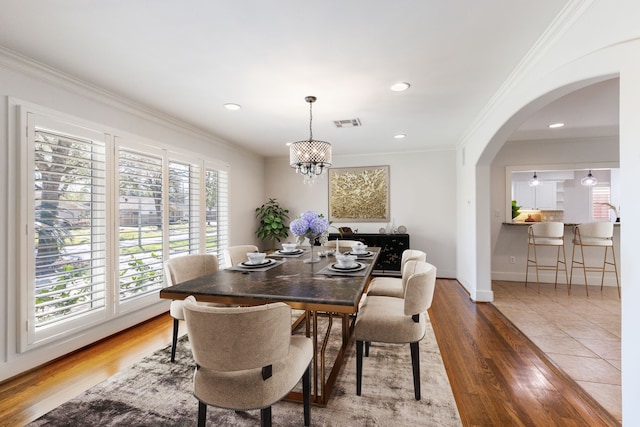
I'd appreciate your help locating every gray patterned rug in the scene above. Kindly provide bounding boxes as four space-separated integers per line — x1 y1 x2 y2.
29 315 461 426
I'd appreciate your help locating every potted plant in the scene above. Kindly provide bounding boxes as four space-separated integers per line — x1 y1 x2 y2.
255 198 290 247
512 200 521 220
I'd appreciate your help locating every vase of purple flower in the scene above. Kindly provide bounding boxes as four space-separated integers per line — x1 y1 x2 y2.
289 210 330 263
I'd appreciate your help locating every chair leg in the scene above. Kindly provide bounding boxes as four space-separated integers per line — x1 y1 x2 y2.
365 341 370 357
410 341 421 401
302 363 311 426
171 318 179 363
260 406 272 427
197 401 207 427
356 340 364 396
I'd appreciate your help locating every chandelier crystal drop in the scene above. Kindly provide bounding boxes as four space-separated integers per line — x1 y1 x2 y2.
289 96 332 185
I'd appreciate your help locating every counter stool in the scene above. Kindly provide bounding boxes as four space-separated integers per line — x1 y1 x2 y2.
525 222 568 293
570 222 620 297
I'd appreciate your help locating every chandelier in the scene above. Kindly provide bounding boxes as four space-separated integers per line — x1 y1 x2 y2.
289 96 332 184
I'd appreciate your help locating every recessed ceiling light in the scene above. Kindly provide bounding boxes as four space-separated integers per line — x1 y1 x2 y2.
224 103 241 111
390 82 411 92
548 122 564 128
394 134 406 139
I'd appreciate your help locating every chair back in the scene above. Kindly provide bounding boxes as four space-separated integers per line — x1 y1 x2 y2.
576 222 614 239
401 249 427 271
225 245 259 266
183 296 291 371
165 253 219 286
403 261 437 316
529 222 564 239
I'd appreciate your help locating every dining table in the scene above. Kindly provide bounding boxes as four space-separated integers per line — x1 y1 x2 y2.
159 246 380 406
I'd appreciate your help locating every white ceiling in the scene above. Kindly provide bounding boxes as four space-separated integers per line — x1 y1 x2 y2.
1 1 616 158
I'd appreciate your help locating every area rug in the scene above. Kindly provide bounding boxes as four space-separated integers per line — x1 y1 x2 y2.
29 315 461 426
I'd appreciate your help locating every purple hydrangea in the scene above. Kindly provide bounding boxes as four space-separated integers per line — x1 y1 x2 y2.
289 218 310 235
309 216 329 234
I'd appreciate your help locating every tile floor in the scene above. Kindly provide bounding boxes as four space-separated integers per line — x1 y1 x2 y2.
491 280 621 422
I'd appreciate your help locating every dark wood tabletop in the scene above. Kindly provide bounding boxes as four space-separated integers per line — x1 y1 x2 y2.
159 248 380 313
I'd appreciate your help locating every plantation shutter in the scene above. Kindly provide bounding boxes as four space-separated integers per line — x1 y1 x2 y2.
117 148 165 302
31 126 108 330
592 186 611 221
205 167 229 266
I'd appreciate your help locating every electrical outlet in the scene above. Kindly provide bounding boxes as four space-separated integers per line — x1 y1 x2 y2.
509 256 516 264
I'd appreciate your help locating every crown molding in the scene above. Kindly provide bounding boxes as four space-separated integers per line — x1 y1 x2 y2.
457 0 595 150
0 44 253 156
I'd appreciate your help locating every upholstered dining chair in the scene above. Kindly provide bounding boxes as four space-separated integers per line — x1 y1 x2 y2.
164 253 221 362
183 296 313 427
367 249 427 298
354 260 437 400
224 244 259 267
570 222 620 297
525 222 568 294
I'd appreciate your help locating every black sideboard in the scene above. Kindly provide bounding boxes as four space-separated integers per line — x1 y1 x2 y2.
328 233 410 276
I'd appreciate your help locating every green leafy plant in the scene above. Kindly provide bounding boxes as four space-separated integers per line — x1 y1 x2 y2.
255 198 290 244
511 200 521 220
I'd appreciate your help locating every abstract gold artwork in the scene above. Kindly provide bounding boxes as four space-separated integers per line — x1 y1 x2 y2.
328 166 390 222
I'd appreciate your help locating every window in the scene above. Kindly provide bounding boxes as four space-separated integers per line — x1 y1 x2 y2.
592 185 611 221
118 147 165 304
30 124 108 342
20 106 229 350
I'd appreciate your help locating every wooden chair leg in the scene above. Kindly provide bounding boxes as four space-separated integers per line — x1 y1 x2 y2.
260 406 272 427
303 363 311 426
365 341 370 357
356 340 364 396
410 341 421 400
197 401 207 427
171 318 179 363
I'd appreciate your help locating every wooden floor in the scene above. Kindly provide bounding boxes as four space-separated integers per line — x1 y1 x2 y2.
0 279 621 426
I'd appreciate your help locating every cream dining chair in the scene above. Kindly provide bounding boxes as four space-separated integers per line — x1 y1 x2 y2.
183 296 313 427
367 249 427 298
354 260 437 400
525 222 569 293
164 253 222 362
570 222 620 297
224 244 259 267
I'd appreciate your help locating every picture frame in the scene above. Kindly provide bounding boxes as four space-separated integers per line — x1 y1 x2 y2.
328 165 390 222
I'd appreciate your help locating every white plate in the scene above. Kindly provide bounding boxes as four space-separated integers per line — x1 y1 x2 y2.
276 249 303 255
344 251 373 257
329 262 366 272
239 258 275 268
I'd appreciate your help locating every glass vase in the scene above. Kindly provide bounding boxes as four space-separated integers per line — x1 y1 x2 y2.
304 235 321 263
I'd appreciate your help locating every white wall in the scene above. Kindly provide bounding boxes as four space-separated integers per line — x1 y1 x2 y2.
491 137 620 283
264 149 457 278
459 1 640 422
0 51 265 381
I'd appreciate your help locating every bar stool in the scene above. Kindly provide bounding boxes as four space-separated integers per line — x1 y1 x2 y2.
570 222 620 297
525 222 568 293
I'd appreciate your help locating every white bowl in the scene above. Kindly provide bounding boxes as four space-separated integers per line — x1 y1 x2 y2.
336 254 357 268
282 243 297 252
246 252 266 264
351 243 367 254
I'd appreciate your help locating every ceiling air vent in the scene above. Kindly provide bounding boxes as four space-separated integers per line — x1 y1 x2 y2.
333 118 362 128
